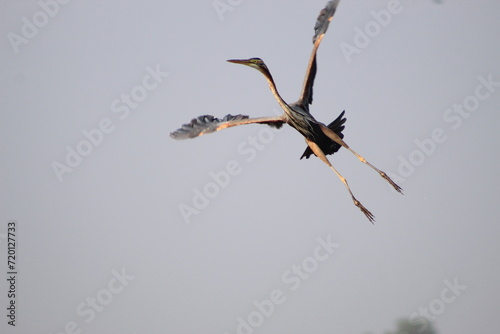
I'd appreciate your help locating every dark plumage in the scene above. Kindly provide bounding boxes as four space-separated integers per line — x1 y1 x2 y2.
300 111 346 160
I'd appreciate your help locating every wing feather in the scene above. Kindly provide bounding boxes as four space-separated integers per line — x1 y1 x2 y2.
170 114 285 140
298 0 340 107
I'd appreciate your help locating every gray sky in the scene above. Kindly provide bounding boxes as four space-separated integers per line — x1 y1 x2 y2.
1 1 499 333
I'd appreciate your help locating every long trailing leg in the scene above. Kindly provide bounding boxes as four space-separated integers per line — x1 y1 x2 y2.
305 138 375 223
319 124 403 194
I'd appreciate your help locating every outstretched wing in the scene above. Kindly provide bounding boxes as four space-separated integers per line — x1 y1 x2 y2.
300 110 345 159
298 0 340 108
170 114 286 140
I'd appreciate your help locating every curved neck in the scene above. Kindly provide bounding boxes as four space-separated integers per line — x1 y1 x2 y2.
259 68 292 115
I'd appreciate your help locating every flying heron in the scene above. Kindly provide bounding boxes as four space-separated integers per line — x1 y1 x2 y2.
170 0 402 223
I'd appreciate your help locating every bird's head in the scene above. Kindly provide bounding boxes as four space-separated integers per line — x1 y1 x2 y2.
227 58 270 75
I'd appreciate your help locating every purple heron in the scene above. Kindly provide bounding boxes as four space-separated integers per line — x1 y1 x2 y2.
170 0 402 223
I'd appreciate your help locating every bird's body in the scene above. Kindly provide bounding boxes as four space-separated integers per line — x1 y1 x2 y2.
171 0 402 222
287 101 318 138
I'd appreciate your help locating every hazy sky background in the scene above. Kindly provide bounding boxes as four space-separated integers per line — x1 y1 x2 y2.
1 1 499 333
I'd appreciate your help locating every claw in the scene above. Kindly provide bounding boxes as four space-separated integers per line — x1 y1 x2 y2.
380 172 404 194
353 198 375 224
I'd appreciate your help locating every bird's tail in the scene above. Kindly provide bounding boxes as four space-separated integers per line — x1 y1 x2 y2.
325 110 346 136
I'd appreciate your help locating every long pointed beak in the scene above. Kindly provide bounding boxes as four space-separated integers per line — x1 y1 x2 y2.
227 59 249 65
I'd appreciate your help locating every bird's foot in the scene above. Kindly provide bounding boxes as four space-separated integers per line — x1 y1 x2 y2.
353 198 375 224
379 171 403 194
